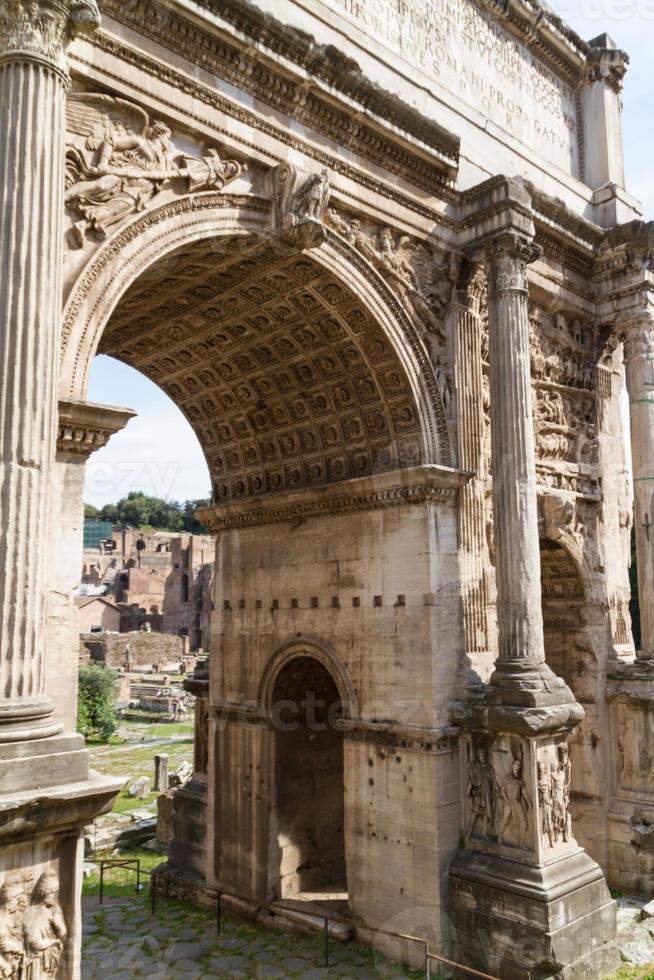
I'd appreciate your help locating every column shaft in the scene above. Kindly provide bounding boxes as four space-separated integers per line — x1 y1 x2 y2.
624 318 654 656
485 239 545 671
0 57 67 730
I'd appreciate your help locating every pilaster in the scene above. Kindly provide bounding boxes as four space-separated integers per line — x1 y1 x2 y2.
49 401 135 729
453 264 492 682
622 315 654 659
582 43 626 184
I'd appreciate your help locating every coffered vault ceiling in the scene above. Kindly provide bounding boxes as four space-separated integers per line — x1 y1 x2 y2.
101 235 424 504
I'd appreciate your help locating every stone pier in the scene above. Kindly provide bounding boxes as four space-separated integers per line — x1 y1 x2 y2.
0 5 122 978
623 314 654 659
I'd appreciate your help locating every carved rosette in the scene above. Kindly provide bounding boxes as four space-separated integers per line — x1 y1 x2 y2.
0 0 100 74
485 234 542 295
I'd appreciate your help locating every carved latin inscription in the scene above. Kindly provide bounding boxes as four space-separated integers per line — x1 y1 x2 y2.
319 0 580 174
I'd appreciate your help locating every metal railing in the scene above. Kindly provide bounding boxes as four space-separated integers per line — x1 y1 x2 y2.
96 871 498 979
98 858 156 914
373 928 499 980
215 892 497 978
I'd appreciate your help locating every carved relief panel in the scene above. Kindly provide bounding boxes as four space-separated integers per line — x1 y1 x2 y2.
0 859 67 979
64 89 243 251
610 696 654 797
529 307 600 497
462 734 576 863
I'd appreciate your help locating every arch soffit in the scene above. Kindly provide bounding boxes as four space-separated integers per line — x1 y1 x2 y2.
540 532 593 603
60 192 450 467
257 638 358 721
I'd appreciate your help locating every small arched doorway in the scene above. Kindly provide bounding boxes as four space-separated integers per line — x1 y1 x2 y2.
269 655 347 902
540 539 587 693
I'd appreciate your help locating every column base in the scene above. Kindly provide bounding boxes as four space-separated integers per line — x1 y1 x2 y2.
0 695 62 742
458 662 585 736
0 731 90 794
449 848 620 979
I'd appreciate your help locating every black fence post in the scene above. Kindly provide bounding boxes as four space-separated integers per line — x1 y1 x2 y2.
322 918 329 967
99 862 104 906
216 891 222 936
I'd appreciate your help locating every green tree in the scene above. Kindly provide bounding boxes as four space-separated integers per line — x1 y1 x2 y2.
84 503 99 518
77 664 119 742
181 498 210 533
88 491 210 533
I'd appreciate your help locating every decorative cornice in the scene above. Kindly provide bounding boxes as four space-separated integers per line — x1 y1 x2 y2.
57 398 135 459
197 465 469 531
585 41 629 93
97 0 459 190
0 0 100 73
168 0 591 91
81 31 458 218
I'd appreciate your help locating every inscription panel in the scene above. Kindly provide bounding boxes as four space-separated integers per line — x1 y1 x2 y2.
317 0 580 175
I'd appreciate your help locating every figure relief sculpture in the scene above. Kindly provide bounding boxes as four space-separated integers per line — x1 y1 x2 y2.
65 93 242 247
551 754 571 845
0 867 67 979
0 872 28 979
497 756 531 849
538 744 573 847
291 169 330 222
326 209 454 344
537 761 555 848
23 870 67 979
466 746 497 841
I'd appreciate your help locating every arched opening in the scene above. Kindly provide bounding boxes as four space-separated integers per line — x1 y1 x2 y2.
269 655 347 903
62 207 447 919
92 234 429 502
540 539 587 693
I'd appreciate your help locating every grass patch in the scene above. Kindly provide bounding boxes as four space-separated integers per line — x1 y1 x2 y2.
609 967 654 980
84 717 194 820
83 846 162 898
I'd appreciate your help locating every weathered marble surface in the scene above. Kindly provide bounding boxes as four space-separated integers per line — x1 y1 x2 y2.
1 0 653 976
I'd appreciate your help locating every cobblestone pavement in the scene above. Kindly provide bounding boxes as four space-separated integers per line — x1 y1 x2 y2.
81 896 426 979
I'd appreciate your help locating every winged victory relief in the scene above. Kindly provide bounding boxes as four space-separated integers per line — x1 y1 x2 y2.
65 93 243 246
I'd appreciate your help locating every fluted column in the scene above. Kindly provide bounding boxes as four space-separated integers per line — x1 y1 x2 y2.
0 0 100 739
454 265 490 675
484 236 545 671
623 314 654 659
479 232 579 710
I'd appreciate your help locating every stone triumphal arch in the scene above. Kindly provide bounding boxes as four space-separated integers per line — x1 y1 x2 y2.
1 0 654 976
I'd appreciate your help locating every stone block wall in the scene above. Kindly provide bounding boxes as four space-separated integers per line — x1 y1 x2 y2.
79 631 184 668
208 496 463 947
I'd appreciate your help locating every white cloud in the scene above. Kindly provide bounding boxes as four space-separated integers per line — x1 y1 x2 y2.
84 356 211 507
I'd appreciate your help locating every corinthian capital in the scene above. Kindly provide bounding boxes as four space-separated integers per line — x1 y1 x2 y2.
0 0 100 72
483 233 542 295
619 313 654 362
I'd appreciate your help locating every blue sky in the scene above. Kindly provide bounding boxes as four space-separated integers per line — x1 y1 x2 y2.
85 356 211 507
84 5 651 507
546 0 654 219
